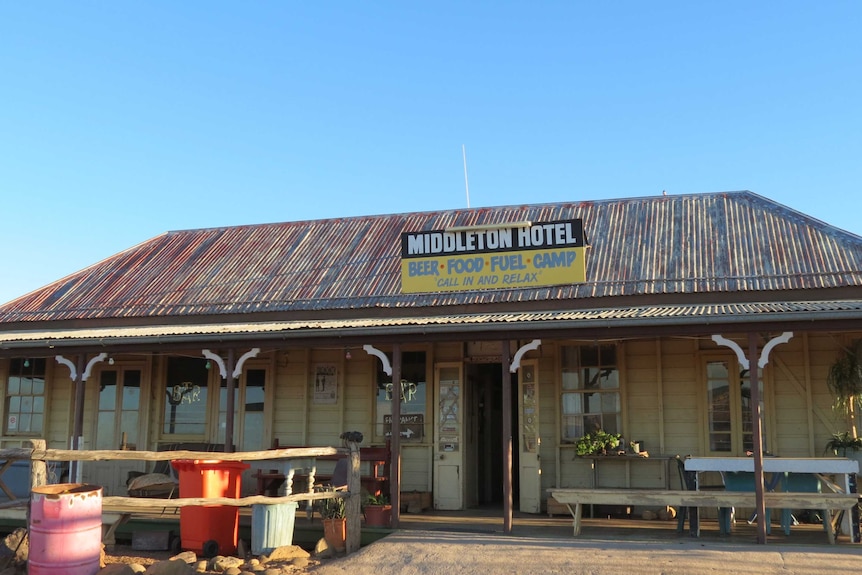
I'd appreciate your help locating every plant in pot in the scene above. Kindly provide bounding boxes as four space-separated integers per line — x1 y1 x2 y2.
575 429 622 456
825 339 862 460
825 431 862 456
363 492 392 527
316 491 347 552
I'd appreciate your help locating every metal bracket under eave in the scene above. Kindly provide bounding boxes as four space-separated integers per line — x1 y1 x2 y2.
363 345 392 376
511 339 541 373
711 332 793 369
202 348 261 379
55 352 108 382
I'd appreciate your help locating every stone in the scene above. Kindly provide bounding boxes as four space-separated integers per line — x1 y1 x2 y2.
291 557 309 568
262 545 310 562
145 559 194 575
171 551 198 564
130 565 147 574
211 555 244 571
313 537 333 558
223 568 242 575
641 509 657 520
98 565 136 575
1 528 28 563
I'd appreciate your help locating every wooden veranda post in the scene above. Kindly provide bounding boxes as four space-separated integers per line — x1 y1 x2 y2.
748 333 767 545
346 442 362 553
390 344 402 529
501 340 513 534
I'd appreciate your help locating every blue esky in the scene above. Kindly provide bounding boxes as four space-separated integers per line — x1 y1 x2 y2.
1 2 860 305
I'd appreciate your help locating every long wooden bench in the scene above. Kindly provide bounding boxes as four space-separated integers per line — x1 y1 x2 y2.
548 488 859 543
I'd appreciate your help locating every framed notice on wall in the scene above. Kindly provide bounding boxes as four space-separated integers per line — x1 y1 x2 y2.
313 363 338 404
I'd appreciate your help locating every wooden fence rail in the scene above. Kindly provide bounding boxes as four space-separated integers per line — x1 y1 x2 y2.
0 440 364 554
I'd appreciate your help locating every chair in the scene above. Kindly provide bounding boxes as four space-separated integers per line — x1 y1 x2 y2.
675 455 732 535
780 473 828 536
724 471 772 534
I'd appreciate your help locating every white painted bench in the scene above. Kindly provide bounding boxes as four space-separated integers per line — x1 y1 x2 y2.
547 488 859 543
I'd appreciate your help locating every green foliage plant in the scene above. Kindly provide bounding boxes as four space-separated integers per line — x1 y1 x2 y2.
575 430 622 456
826 339 862 438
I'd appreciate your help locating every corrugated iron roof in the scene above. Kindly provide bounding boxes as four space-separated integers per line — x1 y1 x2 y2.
1 300 861 349
2 191 861 324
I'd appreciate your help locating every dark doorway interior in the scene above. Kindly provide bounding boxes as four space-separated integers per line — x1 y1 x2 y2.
467 363 519 506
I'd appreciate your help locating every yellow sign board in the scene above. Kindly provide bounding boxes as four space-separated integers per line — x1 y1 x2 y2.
400 219 586 293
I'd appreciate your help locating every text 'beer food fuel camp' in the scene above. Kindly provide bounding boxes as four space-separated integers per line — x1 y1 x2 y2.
400 219 586 293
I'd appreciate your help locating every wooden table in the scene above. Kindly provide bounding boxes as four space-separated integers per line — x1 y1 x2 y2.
684 457 860 542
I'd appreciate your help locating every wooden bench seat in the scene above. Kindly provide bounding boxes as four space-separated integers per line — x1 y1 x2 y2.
548 488 859 543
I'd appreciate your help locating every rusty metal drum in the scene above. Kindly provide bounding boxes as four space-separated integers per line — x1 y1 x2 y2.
29 483 103 575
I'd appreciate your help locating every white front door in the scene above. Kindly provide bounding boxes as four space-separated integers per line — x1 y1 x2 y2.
433 362 464 510
518 360 542 513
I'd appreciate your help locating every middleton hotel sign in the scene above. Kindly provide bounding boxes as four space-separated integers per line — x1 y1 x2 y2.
400 219 586 293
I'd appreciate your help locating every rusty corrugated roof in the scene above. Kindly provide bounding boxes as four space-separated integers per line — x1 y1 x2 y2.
1 191 861 324
1 300 861 349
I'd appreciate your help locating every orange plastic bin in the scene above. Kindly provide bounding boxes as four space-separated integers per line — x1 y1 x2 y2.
171 459 250 557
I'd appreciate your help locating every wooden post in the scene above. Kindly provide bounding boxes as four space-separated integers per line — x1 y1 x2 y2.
29 439 47 489
345 442 361 553
225 348 236 453
390 345 402 529
749 333 767 545
501 340 513 534
70 354 86 482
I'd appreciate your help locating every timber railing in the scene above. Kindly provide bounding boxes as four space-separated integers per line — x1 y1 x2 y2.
0 439 364 554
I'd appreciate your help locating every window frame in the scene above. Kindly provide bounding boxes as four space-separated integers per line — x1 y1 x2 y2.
559 343 621 443
4 358 49 437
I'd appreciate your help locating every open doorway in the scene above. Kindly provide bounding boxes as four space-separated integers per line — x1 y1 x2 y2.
466 362 519 507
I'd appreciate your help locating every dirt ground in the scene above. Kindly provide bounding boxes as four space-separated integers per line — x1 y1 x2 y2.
103 528 862 575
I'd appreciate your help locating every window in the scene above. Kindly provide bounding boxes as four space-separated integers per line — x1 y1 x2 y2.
375 351 427 442
217 367 267 451
706 359 763 454
163 357 209 436
5 358 46 435
560 344 620 441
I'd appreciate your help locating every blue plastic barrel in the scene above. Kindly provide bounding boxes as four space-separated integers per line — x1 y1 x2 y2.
251 502 298 554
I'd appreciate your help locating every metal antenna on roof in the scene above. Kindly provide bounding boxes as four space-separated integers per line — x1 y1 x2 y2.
462 144 471 208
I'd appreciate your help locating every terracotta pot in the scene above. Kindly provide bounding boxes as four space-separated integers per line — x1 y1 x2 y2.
322 518 346 552
364 505 392 527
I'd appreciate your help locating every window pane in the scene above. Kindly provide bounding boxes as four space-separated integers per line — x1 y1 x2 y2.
122 371 141 410
120 412 139 447
163 357 209 435
99 372 118 410
96 413 116 450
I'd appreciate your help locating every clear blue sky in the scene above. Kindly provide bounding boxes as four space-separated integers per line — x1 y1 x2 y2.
2 2 860 305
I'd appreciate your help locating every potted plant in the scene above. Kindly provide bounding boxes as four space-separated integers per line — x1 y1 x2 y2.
316 491 347 552
363 492 392 527
825 431 862 456
826 340 862 463
575 430 622 456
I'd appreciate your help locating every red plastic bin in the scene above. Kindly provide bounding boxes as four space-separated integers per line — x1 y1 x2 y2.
171 459 250 556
